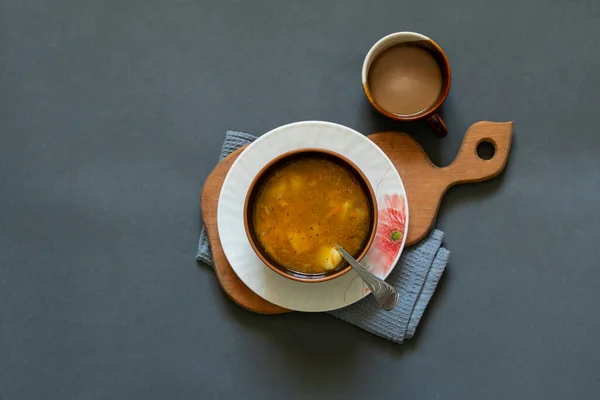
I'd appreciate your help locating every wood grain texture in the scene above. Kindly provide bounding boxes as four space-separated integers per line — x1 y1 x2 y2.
201 146 289 314
200 121 513 314
370 121 513 244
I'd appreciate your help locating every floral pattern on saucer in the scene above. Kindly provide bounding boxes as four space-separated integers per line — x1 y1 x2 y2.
345 193 407 297
370 194 407 274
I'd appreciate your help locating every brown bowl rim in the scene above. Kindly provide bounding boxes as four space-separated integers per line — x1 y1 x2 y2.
243 148 378 283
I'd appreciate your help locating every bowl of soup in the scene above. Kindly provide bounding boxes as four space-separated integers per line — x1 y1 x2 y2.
243 149 378 283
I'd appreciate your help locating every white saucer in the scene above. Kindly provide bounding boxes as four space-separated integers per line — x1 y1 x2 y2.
217 121 408 312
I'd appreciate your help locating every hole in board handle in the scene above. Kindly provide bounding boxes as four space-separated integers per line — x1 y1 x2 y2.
477 140 496 160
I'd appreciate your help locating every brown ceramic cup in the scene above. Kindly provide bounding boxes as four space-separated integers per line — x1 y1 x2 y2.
243 149 378 283
362 32 452 138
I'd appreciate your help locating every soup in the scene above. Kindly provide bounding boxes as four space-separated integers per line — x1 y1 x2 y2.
250 153 373 274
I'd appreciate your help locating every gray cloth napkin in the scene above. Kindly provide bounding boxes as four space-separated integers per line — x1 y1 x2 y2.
197 131 450 343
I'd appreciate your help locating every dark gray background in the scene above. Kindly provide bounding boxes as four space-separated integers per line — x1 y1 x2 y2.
1 0 599 398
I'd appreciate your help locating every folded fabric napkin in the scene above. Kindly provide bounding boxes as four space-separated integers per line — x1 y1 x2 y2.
197 131 450 343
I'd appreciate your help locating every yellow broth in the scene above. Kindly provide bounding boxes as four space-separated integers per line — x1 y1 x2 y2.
251 155 372 274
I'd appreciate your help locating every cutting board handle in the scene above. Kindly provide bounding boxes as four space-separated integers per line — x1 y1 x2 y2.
442 121 514 185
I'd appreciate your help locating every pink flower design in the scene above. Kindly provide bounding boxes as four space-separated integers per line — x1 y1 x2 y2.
370 194 407 274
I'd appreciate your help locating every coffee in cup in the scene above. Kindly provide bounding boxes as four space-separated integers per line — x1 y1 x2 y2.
362 32 451 137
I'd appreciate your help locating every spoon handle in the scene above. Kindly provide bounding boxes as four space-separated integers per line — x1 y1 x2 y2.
337 247 399 311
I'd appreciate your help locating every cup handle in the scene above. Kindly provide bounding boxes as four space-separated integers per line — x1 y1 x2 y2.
427 113 448 138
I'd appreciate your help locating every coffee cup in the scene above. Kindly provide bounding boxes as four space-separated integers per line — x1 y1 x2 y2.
362 32 451 137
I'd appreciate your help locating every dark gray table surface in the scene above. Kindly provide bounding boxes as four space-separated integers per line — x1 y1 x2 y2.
2 0 599 398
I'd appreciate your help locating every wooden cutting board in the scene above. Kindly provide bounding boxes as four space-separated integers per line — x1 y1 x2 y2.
200 121 513 314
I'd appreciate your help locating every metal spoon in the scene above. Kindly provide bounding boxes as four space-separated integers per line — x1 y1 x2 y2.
337 246 399 311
